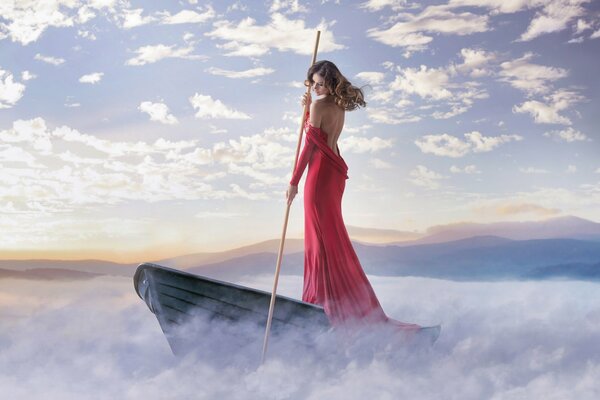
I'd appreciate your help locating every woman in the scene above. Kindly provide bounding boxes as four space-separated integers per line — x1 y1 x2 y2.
286 60 420 331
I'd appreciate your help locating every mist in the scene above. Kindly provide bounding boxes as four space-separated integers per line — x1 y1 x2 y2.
1 274 599 399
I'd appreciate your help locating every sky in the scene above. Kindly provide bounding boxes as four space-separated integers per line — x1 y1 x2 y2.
2 275 600 398
1 0 600 261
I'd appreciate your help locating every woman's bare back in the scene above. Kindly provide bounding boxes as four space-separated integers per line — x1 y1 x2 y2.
313 97 345 156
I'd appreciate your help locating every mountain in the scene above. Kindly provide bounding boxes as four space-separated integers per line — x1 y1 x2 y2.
0 268 101 280
399 216 600 246
157 238 304 269
188 236 600 282
0 260 137 277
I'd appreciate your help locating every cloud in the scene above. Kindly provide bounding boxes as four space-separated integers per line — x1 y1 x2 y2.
79 72 104 84
370 158 393 169
520 167 549 174
355 72 386 85
0 117 299 217
205 67 275 79
367 108 421 124
34 53 65 66
518 0 589 41
360 0 413 12
0 69 26 109
566 164 577 173
138 101 178 125
390 65 452 100
450 165 481 174
452 48 496 77
448 0 591 42
339 136 393 154
3 276 600 399
206 13 344 57
543 127 588 142
21 71 36 81
473 201 561 217
119 8 156 29
415 131 522 157
513 89 584 125
189 93 251 119
269 0 308 14
367 5 489 55
0 0 81 45
409 165 444 189
125 44 205 66
159 7 216 25
195 211 246 219
499 53 568 95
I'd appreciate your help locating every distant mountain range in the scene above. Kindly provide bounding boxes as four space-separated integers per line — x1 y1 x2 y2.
185 236 600 282
1 216 598 282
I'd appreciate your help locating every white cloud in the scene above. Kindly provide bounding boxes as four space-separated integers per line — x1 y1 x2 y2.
339 136 393 154
0 0 80 45
189 93 251 120
21 71 36 81
0 117 299 214
367 108 421 124
409 165 444 189
269 0 308 14
0 69 26 109
120 8 155 29
513 89 584 125
415 131 523 157
125 44 205 66
574 18 592 34
205 67 275 79
543 127 588 142
34 54 65 66
566 164 577 173
3 277 600 399
499 53 568 95
519 0 588 41
360 0 412 11
159 7 216 25
391 65 452 100
591 29 600 39
453 48 496 77
138 101 179 125
77 29 97 40
206 13 344 57
448 0 590 42
520 167 549 174
367 6 489 53
450 165 481 174
195 211 246 218
78 72 104 84
370 158 393 169
355 72 386 85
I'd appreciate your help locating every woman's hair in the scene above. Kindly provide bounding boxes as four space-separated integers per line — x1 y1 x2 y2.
305 60 366 111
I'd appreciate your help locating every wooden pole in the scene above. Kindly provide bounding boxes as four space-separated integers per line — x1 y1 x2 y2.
261 30 321 364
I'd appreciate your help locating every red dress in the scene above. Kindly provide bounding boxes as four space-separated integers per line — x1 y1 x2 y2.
290 117 420 331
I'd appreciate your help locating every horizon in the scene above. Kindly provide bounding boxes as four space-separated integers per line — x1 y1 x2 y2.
1 1 599 262
0 214 597 263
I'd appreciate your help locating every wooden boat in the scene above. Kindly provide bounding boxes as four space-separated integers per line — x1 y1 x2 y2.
134 262 440 361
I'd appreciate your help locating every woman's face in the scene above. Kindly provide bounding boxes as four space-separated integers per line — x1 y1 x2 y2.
311 72 329 97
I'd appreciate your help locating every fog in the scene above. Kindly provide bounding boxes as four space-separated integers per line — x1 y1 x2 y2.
1 274 599 399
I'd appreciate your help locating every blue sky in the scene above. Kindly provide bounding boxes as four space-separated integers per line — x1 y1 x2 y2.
1 0 599 261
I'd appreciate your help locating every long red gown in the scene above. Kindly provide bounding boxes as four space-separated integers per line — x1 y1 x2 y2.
290 116 421 331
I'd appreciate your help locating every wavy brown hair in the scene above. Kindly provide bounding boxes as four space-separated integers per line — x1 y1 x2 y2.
305 60 366 111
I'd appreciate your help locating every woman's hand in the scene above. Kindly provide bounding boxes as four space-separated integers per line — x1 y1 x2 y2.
286 185 298 206
301 92 312 108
